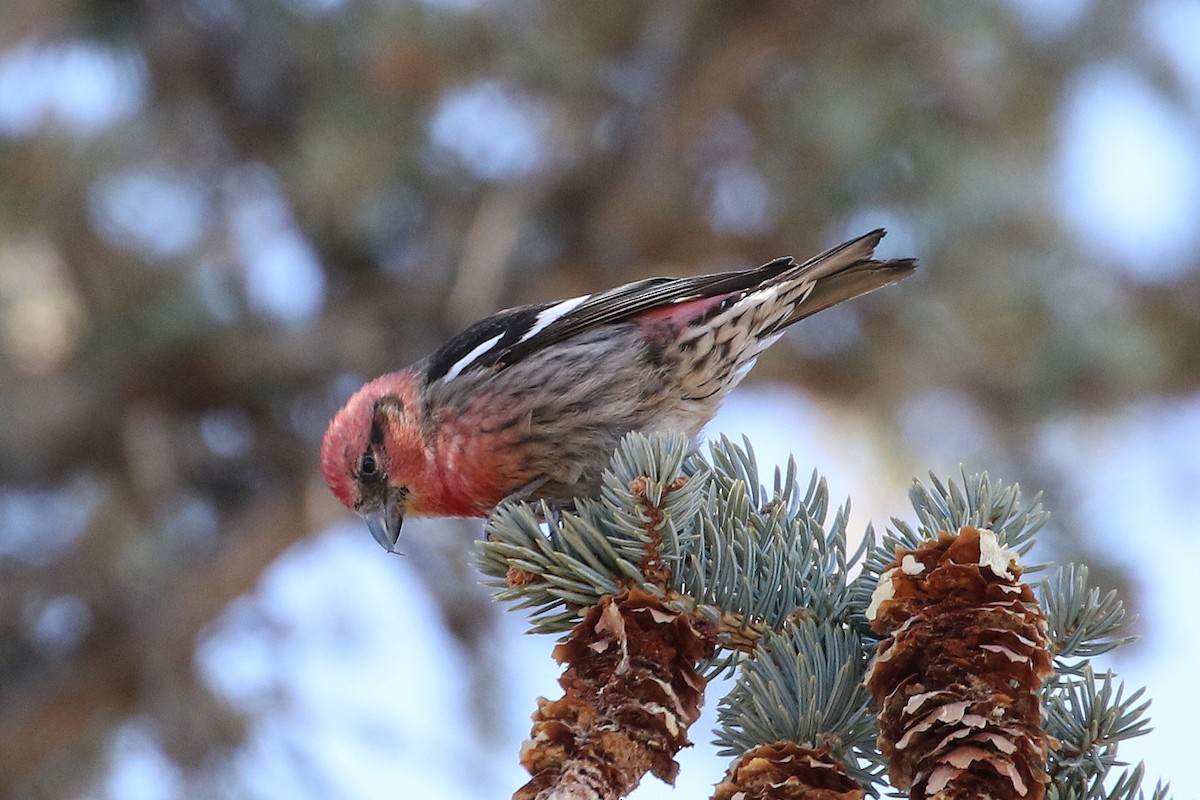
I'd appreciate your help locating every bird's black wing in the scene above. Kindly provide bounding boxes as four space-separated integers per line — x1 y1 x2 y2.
422 228 901 384
422 258 797 384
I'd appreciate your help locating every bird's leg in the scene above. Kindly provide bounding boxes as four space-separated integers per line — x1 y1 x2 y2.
534 502 567 549
536 499 565 529
510 478 570 529
504 475 548 506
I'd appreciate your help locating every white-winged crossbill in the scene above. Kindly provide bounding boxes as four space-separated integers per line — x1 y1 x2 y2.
321 229 914 551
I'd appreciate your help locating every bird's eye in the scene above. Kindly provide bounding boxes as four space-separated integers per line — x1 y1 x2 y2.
360 453 378 476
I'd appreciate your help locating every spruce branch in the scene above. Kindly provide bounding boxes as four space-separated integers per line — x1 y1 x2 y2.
1040 564 1135 666
680 436 859 650
908 469 1049 556
1044 667 1154 792
479 432 876 798
478 432 707 634
477 434 1171 800
713 619 879 791
480 433 860 654
1046 763 1170 800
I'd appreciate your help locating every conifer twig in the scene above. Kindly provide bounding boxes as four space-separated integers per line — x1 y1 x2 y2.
479 435 1171 800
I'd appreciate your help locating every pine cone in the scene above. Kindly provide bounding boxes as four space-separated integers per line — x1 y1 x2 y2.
713 743 863 800
864 526 1054 800
516 588 716 799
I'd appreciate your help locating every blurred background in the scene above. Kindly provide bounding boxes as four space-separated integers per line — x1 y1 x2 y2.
1 0 1197 797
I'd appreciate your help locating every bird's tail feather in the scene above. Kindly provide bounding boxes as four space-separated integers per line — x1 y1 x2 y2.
774 229 916 329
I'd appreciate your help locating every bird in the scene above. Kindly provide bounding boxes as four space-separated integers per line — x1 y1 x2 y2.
321 229 914 552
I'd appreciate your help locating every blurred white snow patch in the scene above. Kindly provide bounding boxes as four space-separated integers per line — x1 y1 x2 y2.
224 164 326 324
898 389 997 470
417 0 488 11
781 303 862 359
200 409 254 457
197 523 490 800
279 0 347 15
0 476 103 566
1142 1 1200 102
1038 392 1200 799
24 594 92 655
1001 0 1091 40
0 39 147 138
831 205 924 262
1055 63 1200 282
706 162 776 236
89 165 209 259
103 722 184 800
1038 393 1200 573
428 81 549 181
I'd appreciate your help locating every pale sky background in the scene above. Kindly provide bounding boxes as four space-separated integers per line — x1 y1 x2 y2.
3 0 1198 797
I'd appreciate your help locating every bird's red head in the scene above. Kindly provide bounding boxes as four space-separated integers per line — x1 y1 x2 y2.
320 370 430 552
